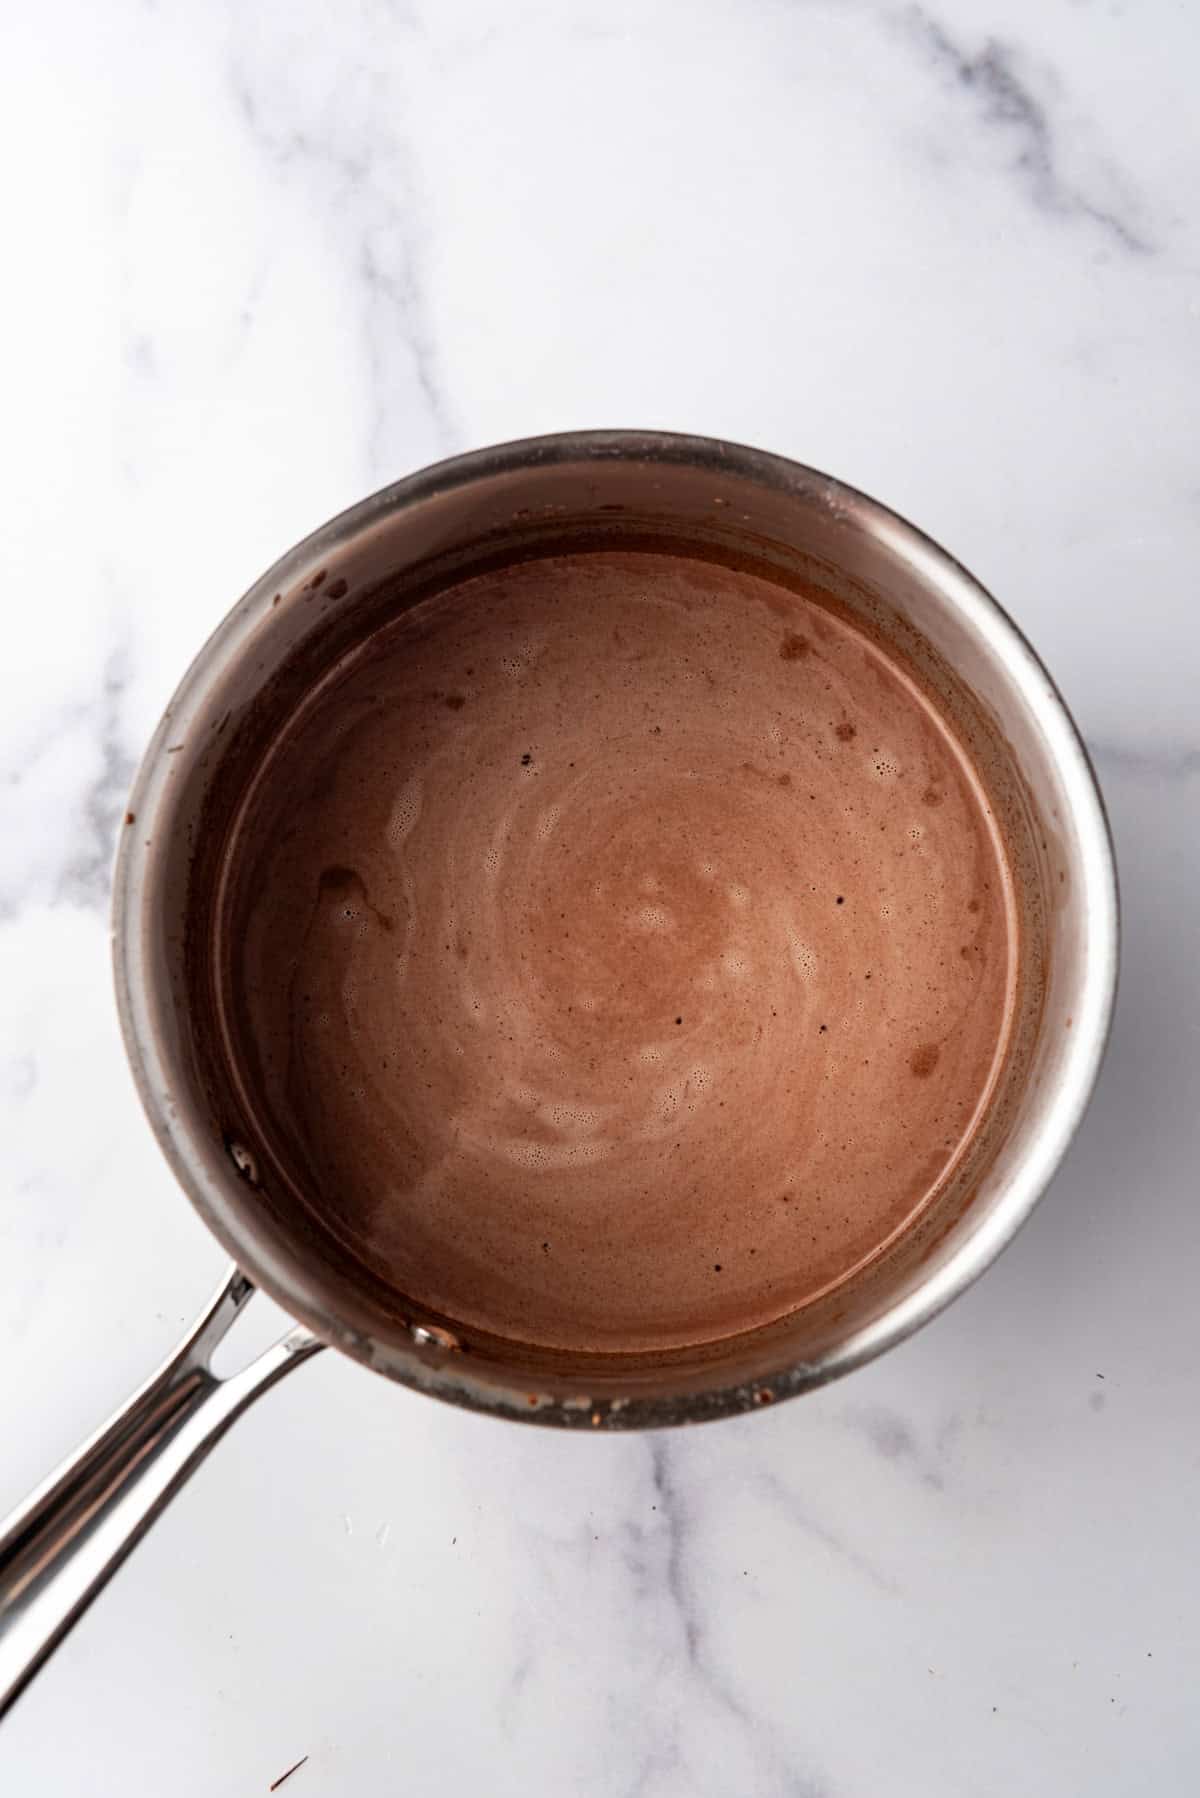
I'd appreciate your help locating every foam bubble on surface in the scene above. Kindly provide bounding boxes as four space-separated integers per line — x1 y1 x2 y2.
789 936 818 981
387 776 423 846
633 903 673 933
543 1101 601 1135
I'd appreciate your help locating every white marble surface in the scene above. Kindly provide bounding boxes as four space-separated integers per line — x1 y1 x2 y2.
2 1 1198 1790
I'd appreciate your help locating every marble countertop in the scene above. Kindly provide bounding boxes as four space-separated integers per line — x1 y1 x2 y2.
3 2 1198 1791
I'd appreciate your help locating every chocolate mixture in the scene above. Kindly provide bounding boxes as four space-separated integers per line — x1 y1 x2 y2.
216 550 1025 1351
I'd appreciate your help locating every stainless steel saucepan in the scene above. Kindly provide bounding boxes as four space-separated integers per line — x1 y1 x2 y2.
0 432 1118 1716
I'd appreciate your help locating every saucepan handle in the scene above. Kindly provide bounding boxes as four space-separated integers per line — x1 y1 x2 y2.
0 1265 322 1719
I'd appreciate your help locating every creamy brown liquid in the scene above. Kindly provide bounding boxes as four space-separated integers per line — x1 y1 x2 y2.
220 550 1020 1351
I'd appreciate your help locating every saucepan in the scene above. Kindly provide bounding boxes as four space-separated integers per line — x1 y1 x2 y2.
0 432 1118 1716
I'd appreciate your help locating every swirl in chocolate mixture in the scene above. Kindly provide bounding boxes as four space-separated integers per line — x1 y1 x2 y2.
219 551 1022 1351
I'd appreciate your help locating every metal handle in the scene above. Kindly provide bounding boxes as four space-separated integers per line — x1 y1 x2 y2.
0 1266 322 1719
